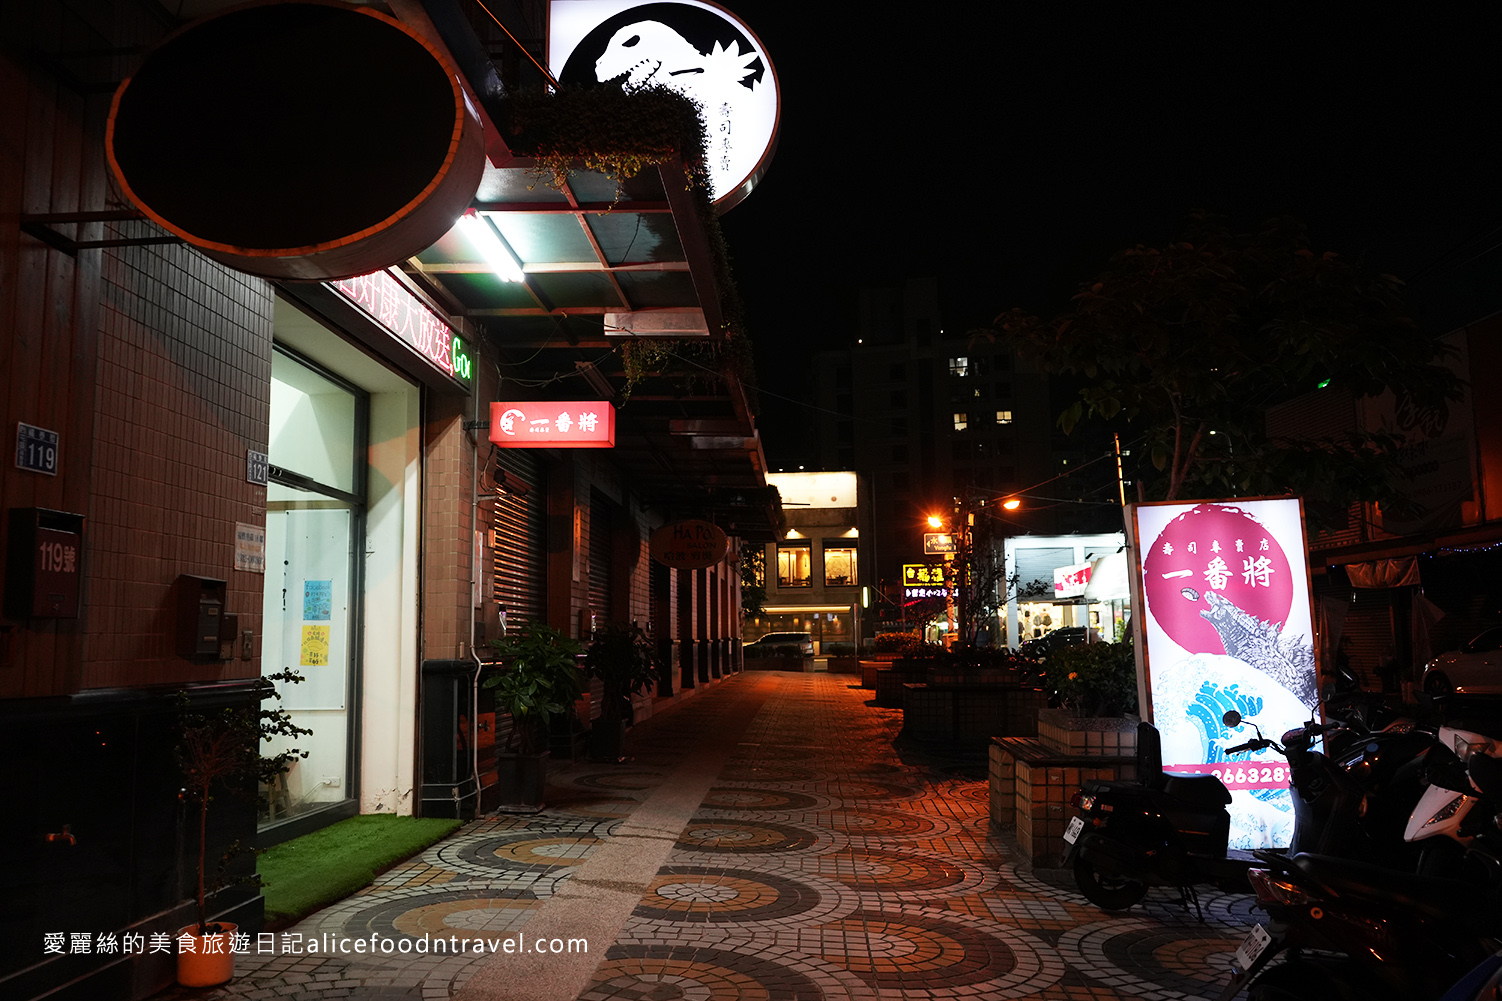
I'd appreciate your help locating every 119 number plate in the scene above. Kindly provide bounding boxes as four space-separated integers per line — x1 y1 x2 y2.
1063 816 1085 844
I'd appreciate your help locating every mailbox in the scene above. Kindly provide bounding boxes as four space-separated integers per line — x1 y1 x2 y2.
5 508 84 618
177 574 228 658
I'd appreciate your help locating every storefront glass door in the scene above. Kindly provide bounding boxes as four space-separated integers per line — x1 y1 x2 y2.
261 348 366 825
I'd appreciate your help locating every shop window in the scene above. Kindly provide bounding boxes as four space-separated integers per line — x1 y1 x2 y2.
953 412 968 431
948 356 969 377
777 543 812 587
262 347 365 825
823 542 857 587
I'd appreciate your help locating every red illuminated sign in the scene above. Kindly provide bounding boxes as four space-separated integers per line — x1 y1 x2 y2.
490 401 615 448
329 270 473 385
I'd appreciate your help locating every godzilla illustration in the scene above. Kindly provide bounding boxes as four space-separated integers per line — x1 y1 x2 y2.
595 21 760 94
1199 591 1318 710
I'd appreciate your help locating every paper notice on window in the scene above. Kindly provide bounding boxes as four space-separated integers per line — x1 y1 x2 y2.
300 625 330 666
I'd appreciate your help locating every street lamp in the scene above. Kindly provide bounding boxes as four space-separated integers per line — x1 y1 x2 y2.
1001 498 1021 511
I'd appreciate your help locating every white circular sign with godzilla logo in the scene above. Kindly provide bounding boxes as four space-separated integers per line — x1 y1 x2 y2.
549 1 780 211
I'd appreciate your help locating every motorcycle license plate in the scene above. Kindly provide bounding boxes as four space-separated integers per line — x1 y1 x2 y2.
1063 816 1085 844
1233 923 1273 972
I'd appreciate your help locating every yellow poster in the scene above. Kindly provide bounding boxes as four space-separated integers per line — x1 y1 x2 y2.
300 625 330 666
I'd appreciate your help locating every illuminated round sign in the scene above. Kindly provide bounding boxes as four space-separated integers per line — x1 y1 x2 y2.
1141 504 1295 656
650 519 728 569
549 1 780 211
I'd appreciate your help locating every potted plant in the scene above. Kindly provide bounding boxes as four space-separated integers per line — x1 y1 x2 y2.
1036 640 1141 757
174 670 310 987
484 623 583 809
584 621 660 760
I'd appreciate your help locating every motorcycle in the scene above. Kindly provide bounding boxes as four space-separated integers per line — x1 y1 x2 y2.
1064 711 1277 915
1219 746 1502 1001
1065 706 1433 915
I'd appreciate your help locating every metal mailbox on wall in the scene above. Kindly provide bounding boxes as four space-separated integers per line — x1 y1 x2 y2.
5 508 84 619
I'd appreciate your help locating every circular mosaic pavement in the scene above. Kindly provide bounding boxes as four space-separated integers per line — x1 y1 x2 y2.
814 909 1056 993
1067 918 1246 995
675 819 821 853
632 866 822 923
810 847 973 892
327 889 540 945
823 779 920 801
815 808 939 837
431 829 609 881
700 787 822 811
573 770 664 791
581 946 824 1001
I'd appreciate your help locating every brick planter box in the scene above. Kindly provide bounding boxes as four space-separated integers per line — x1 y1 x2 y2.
900 683 1047 747
1036 708 1139 756
826 656 861 674
990 711 1140 869
874 662 932 707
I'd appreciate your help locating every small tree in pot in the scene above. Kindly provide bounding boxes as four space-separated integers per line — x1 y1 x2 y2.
585 621 660 760
484 623 583 807
175 669 310 986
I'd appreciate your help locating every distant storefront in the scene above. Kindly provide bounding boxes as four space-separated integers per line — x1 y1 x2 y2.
1004 534 1129 648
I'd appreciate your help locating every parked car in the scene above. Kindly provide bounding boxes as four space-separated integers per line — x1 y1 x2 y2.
743 631 815 657
1019 626 1090 661
1423 627 1502 695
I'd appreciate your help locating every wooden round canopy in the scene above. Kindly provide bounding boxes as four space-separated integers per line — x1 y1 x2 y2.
106 1 484 281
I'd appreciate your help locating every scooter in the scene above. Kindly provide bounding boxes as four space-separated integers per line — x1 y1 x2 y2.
1219 747 1502 1001
1064 711 1265 915
1065 707 1432 915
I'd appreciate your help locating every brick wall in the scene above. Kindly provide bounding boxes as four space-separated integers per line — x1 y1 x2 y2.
0 1 275 696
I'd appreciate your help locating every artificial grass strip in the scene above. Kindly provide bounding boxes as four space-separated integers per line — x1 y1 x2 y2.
258 814 461 924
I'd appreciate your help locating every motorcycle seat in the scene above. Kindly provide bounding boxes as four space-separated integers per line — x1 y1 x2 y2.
1162 772 1233 807
1291 853 1494 924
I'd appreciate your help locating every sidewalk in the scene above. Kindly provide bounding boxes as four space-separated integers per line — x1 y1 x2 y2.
157 672 1257 1000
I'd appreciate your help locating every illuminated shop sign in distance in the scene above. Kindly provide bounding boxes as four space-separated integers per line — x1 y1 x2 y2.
328 269 472 386
489 401 616 448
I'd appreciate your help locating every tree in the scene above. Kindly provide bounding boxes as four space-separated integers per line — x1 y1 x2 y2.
984 214 1462 528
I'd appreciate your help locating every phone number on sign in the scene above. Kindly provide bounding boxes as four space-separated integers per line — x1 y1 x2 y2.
1167 762 1290 791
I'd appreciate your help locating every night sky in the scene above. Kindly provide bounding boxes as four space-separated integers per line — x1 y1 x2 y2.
710 6 1502 470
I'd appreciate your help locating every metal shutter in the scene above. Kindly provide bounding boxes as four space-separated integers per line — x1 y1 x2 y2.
491 449 545 627
588 490 613 619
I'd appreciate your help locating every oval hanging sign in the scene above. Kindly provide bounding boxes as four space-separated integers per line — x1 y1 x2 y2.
650 520 728 569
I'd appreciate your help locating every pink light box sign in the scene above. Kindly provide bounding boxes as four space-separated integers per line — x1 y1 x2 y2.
1126 497 1318 850
489 401 615 448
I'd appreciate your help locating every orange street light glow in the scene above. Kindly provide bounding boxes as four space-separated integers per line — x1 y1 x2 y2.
1001 498 1021 511
927 515 945 529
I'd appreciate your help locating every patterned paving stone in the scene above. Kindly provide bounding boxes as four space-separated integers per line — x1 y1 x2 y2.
150 672 1256 1001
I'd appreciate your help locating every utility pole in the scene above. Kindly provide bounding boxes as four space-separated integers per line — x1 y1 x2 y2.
956 497 971 648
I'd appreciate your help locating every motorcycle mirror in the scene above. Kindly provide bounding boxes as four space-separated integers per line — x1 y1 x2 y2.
1223 710 1243 727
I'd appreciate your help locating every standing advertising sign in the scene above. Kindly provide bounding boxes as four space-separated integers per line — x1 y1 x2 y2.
1126 498 1318 850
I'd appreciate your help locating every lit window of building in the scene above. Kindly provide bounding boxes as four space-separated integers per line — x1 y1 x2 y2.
953 412 968 431
777 543 812 587
948 356 969 377
823 542 857 587
996 410 1013 425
